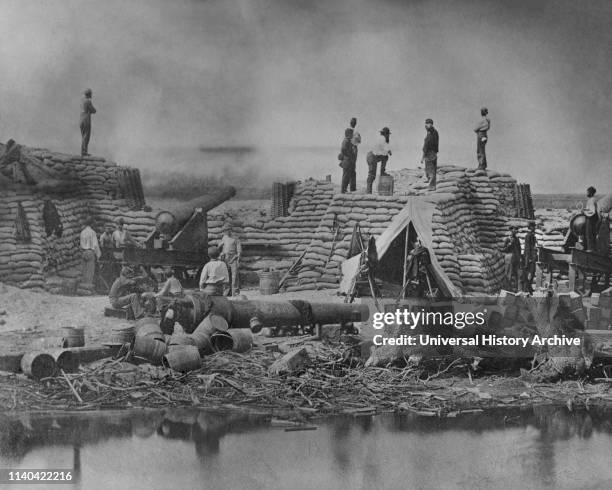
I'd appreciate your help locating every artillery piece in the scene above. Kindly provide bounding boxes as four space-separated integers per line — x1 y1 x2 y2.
122 186 236 284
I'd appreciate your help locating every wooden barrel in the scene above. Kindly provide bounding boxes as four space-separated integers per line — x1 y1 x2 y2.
377 175 394 196
110 325 136 344
168 333 197 352
46 349 79 373
135 319 164 342
162 345 201 373
196 314 229 336
61 327 85 348
21 352 56 380
191 315 227 355
133 336 167 365
210 329 253 353
258 271 279 295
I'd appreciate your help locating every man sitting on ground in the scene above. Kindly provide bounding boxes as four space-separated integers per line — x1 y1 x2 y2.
108 265 148 319
199 246 229 295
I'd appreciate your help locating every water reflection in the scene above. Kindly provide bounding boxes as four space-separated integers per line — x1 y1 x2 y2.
1 406 612 488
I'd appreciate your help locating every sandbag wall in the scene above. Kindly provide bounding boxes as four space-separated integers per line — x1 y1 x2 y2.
1 146 155 288
0 191 50 289
284 194 409 291
207 180 335 285
429 167 508 293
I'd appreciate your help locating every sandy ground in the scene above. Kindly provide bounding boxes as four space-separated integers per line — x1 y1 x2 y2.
0 283 345 355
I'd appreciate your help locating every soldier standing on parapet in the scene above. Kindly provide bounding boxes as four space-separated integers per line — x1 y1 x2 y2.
349 117 361 151
80 88 97 156
474 107 490 169
365 127 392 194
338 128 357 193
421 118 438 190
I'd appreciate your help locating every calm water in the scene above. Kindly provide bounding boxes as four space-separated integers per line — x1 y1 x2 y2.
1 407 612 490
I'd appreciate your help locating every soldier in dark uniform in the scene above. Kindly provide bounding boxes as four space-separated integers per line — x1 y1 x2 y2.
474 107 490 169
338 128 357 193
521 221 537 293
502 225 521 291
421 118 439 190
80 88 97 156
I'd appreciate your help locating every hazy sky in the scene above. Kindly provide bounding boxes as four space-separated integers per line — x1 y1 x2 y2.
0 0 610 192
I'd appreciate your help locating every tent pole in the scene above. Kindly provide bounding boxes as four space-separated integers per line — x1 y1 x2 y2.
402 226 409 299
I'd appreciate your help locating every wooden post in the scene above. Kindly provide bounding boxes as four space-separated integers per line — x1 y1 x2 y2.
569 263 578 292
402 226 410 299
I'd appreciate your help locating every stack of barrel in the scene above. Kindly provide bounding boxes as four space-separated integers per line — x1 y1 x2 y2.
132 316 253 373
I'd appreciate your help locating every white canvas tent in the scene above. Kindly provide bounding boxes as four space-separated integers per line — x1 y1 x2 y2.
340 194 462 297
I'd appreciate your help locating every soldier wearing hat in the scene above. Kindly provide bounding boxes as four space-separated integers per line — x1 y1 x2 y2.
502 225 521 291
365 127 392 194
199 246 229 295
108 263 148 319
421 119 439 190
80 88 97 156
521 221 538 293
219 223 242 295
474 107 490 169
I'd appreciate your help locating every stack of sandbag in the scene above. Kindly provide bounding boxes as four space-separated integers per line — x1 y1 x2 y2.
286 193 408 291
0 193 46 289
426 167 517 293
227 180 336 285
0 144 158 290
30 149 121 201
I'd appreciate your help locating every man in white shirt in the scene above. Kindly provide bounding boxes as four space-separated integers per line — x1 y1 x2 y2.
365 127 392 193
79 216 101 286
199 246 230 295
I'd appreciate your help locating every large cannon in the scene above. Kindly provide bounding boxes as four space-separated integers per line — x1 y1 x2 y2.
123 186 236 272
148 186 236 251
161 293 370 334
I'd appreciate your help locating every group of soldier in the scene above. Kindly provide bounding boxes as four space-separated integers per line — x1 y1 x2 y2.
337 107 491 194
78 216 243 319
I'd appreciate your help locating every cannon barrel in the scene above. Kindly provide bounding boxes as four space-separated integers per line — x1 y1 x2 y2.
167 294 369 333
155 186 236 235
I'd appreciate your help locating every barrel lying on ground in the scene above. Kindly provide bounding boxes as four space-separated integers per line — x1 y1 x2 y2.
210 329 253 353
21 352 56 380
162 345 201 372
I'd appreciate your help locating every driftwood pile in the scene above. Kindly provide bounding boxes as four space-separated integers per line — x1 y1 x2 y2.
2 338 612 415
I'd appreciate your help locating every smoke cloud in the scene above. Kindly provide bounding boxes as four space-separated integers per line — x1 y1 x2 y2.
0 0 610 192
